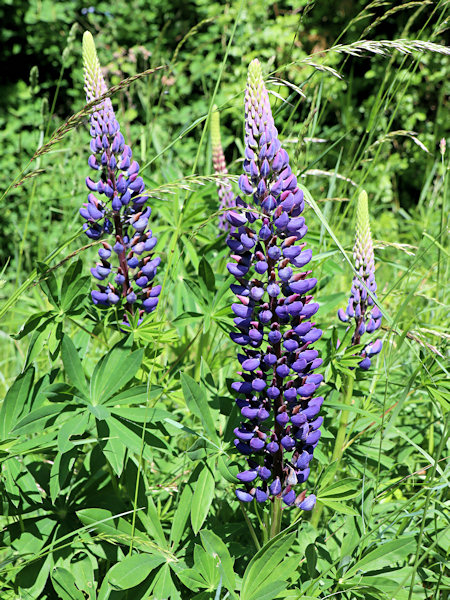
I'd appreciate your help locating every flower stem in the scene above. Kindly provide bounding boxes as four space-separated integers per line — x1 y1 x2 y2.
269 497 283 539
240 504 261 550
331 374 355 463
311 373 354 528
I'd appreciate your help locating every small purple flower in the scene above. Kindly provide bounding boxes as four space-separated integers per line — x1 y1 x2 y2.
338 191 382 367
81 32 160 320
229 59 323 510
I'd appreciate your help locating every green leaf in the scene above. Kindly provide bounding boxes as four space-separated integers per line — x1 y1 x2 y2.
140 496 168 549
191 465 215 534
110 406 171 423
152 563 181 600
57 411 89 452
88 404 110 420
0 366 34 437
108 414 170 455
97 418 126 476
318 477 361 500
76 508 155 553
37 261 60 307
200 530 236 596
104 384 163 406
198 257 216 294
241 531 296 600
24 322 53 367
13 310 53 340
61 335 89 397
50 448 77 502
170 483 194 551
345 537 416 578
317 498 360 516
108 554 165 590
176 568 205 591
246 580 288 600
180 373 218 442
173 311 204 325
13 403 70 435
217 455 239 483
60 260 90 312
17 554 53 599
90 343 144 405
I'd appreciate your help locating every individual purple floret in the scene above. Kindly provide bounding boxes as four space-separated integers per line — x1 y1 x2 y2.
337 191 382 369
81 32 160 319
230 59 320 511
211 107 235 231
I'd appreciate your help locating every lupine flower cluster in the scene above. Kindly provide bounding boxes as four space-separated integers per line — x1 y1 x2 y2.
80 32 160 319
337 191 382 369
211 107 235 231
227 60 321 510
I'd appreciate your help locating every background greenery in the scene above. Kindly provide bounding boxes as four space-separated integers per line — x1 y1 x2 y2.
0 0 448 598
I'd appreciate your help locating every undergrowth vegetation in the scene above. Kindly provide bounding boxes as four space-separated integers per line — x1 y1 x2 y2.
0 1 448 598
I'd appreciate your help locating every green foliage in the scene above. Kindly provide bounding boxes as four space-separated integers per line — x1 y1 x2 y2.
0 1 448 598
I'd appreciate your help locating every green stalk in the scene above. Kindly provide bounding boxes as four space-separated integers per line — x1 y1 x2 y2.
240 504 261 551
331 374 355 463
311 373 354 528
269 497 283 539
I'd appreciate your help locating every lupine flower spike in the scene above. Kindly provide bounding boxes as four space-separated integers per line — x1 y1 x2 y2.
80 32 160 321
211 107 235 231
228 59 321 510
337 190 382 369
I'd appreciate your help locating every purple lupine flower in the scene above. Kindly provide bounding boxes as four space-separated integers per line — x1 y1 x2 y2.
337 191 382 369
81 31 160 319
229 59 320 510
211 107 235 231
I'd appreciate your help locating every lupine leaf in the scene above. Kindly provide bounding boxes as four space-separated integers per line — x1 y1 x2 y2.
191 465 215 534
0 366 34 437
344 537 416 578
108 554 166 590
61 334 89 397
180 373 218 442
51 567 86 600
241 532 296 600
200 530 236 595
170 482 194 551
90 343 144 405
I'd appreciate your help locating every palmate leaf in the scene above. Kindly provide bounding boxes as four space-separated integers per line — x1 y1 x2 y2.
51 567 85 600
317 477 361 500
61 334 89 398
103 384 164 406
180 373 219 443
76 508 173 558
107 554 166 590
170 483 194 552
343 537 416 579
12 404 77 435
90 341 144 405
0 366 35 438
240 531 297 600
200 530 236 597
191 464 215 534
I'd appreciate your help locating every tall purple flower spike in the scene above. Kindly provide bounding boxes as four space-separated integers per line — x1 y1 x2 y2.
80 32 160 320
229 59 320 510
337 191 382 369
211 107 235 231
